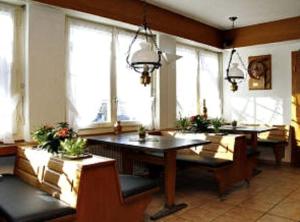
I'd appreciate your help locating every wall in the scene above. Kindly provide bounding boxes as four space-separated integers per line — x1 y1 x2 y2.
24 3 66 140
223 40 300 162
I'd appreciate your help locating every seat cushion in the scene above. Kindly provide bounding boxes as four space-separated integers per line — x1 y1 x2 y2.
176 155 233 167
258 139 286 145
119 175 158 198
147 152 232 168
0 174 76 222
247 147 260 157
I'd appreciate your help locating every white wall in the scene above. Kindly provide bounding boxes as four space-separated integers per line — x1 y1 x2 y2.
223 40 300 162
24 3 67 140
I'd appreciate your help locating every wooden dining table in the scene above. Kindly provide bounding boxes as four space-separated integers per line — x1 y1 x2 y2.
87 133 210 220
217 125 275 150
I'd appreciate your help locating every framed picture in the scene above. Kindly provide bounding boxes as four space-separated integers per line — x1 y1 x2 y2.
248 54 272 90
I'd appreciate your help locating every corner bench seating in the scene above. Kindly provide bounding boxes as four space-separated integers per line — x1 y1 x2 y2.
258 125 291 165
145 131 249 195
0 146 159 222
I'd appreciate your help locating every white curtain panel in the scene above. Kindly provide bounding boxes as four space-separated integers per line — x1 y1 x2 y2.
176 44 199 117
67 19 113 129
115 29 153 128
0 5 17 143
199 50 222 118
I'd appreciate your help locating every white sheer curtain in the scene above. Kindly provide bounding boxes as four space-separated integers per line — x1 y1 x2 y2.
0 5 18 143
115 29 153 126
199 50 222 118
176 44 198 117
67 19 112 129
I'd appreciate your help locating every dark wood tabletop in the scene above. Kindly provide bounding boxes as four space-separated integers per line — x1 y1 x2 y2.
87 133 210 152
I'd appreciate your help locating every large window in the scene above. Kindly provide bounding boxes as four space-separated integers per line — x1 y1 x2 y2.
67 19 153 129
0 4 20 143
176 44 221 118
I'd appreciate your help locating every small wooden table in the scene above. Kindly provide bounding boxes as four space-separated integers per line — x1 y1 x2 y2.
218 126 275 150
87 133 210 220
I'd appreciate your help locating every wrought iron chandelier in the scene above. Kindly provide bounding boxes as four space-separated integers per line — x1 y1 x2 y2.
225 17 247 92
126 0 162 86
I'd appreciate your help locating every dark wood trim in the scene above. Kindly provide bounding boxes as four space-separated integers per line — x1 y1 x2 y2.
223 16 300 48
0 146 17 156
33 0 222 48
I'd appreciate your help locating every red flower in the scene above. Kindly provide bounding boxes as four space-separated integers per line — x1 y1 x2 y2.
56 128 69 138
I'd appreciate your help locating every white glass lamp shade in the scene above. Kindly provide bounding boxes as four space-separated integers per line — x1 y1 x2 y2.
228 63 244 79
130 42 160 73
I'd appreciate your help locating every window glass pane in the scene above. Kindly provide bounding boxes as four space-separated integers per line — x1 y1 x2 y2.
176 45 198 117
0 6 16 142
116 31 152 124
67 20 112 127
0 9 14 98
199 51 221 118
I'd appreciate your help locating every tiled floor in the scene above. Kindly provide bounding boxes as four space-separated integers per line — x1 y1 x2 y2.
146 165 300 222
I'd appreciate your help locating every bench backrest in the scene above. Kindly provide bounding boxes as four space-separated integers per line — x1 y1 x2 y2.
258 125 291 143
162 131 245 161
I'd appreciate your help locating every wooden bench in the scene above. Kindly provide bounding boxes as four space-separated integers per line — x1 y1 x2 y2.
258 125 290 165
144 131 248 195
0 146 159 222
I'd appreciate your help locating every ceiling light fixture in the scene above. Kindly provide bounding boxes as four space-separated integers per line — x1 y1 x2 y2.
225 16 247 92
126 0 162 86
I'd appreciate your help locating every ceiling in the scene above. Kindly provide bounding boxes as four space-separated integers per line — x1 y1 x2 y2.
147 0 300 30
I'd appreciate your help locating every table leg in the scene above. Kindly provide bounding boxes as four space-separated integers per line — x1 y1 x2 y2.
251 133 262 175
251 133 258 150
121 149 133 174
150 150 187 220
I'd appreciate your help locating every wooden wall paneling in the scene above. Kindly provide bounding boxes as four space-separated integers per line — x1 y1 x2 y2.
223 16 300 48
33 0 223 48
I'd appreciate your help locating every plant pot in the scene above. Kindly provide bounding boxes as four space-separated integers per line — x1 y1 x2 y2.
139 132 146 139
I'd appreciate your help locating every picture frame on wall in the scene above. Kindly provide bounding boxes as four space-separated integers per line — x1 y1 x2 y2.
248 54 272 90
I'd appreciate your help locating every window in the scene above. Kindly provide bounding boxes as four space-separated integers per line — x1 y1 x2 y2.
0 4 20 143
176 45 198 117
176 44 221 118
67 19 154 129
115 30 152 124
67 19 112 128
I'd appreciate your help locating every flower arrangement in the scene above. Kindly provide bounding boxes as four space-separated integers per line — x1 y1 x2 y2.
190 115 210 132
32 122 77 154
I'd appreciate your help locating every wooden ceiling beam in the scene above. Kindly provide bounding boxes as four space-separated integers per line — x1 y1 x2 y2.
223 16 300 48
33 0 223 48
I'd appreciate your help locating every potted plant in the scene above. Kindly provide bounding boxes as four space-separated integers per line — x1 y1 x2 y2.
232 120 237 128
138 125 146 140
175 114 190 132
190 115 210 132
211 118 224 133
60 137 88 159
32 122 77 154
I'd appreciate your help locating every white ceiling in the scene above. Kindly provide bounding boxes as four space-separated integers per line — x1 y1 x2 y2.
147 0 300 30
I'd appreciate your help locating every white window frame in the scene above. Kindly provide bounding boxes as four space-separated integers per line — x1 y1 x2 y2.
66 17 156 130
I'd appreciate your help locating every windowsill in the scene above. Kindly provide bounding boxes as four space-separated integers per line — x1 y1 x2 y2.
78 124 140 137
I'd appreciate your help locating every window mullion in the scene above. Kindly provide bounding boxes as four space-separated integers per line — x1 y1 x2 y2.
110 27 117 125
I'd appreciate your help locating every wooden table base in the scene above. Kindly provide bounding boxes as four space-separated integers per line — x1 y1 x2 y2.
150 203 188 220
